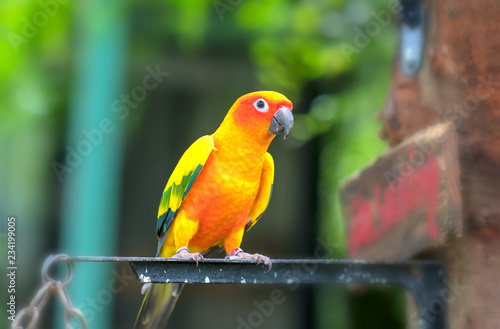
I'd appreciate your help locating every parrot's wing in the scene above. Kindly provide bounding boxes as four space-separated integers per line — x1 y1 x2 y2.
135 136 215 329
155 135 216 253
245 152 274 231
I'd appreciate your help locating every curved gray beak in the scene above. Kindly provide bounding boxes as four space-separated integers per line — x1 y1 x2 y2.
268 107 294 139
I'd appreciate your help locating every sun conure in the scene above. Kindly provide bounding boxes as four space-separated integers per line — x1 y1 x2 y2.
134 91 294 329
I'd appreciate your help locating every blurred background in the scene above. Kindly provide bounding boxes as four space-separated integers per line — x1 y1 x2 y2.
1 0 403 328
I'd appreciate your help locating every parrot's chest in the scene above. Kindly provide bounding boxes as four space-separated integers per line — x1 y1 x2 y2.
184 151 264 240
200 157 261 216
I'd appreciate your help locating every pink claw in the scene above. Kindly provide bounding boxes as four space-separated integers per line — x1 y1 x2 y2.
225 248 272 271
172 247 205 266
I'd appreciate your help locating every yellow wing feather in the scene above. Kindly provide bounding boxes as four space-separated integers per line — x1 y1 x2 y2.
156 135 216 242
246 152 274 231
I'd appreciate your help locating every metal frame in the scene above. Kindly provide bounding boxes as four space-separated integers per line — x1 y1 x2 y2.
61 256 447 329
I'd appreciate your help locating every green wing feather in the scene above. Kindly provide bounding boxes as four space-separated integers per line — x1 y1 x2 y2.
245 152 275 231
136 136 215 329
155 135 215 253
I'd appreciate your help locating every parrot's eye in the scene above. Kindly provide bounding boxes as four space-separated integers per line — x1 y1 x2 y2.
254 99 269 112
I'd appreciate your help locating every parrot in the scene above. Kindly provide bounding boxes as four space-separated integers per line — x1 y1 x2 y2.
134 91 294 329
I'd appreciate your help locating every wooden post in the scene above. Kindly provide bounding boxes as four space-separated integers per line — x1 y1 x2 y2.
379 0 500 327
342 0 500 328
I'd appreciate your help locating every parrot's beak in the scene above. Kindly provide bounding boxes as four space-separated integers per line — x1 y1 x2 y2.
268 107 294 139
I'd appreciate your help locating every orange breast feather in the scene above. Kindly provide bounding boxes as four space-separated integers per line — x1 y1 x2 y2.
159 134 268 256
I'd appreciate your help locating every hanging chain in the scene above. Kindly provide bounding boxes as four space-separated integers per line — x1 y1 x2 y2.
12 254 88 329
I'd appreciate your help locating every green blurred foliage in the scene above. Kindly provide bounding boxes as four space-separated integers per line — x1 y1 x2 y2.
1 0 400 328
1 3 73 328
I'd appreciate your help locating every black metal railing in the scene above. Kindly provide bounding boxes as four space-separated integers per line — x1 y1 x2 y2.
61 256 447 329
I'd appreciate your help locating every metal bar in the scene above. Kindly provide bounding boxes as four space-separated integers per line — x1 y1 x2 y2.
62 257 447 329
399 0 425 76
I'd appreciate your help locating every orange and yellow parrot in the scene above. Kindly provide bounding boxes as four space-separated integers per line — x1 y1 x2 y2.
134 91 293 329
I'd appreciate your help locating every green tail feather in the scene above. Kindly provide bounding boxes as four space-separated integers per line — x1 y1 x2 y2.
134 283 184 329
135 245 223 328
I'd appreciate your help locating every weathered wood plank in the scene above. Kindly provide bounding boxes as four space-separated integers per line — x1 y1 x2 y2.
340 122 462 261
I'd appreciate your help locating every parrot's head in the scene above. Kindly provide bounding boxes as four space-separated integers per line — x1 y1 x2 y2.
223 91 294 145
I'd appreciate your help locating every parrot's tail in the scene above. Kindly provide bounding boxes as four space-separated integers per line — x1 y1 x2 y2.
134 282 184 329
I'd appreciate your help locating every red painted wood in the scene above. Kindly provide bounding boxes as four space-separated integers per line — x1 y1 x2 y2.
341 123 461 261
348 154 440 255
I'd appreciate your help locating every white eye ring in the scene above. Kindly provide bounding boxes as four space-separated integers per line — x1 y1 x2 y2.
253 98 269 112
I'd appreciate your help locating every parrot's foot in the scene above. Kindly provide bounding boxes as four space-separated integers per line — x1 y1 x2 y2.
225 248 272 270
172 247 204 266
